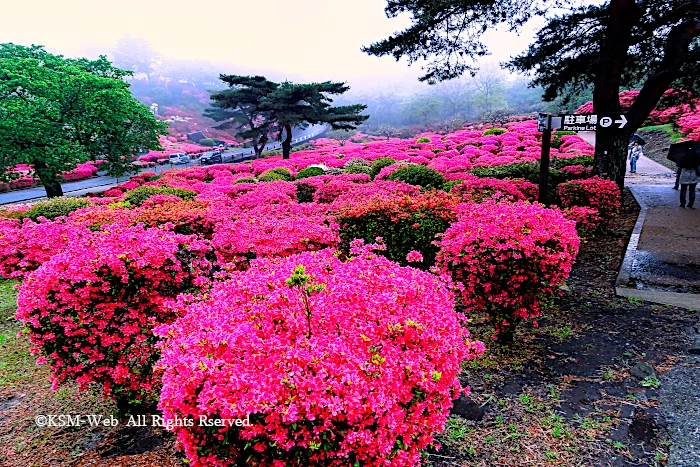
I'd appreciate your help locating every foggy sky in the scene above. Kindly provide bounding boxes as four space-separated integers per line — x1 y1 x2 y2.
1 0 547 91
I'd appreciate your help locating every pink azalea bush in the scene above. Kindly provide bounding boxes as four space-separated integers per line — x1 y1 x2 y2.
436 201 580 343
16 225 212 412
212 204 340 268
0 218 89 278
557 176 621 227
450 175 538 203
156 247 484 467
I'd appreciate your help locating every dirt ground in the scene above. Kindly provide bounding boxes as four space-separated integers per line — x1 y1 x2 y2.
1 190 697 467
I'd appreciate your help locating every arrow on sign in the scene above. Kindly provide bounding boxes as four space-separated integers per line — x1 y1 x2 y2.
615 115 628 128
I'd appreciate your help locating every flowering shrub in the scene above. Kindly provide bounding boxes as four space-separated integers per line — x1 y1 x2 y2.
212 204 339 268
556 176 621 227
16 225 212 412
335 190 459 268
135 200 218 239
156 248 484 467
450 175 538 203
562 206 603 238
0 218 88 278
436 201 580 343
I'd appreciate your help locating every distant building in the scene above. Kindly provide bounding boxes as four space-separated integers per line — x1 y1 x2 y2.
150 103 159 115
187 131 206 143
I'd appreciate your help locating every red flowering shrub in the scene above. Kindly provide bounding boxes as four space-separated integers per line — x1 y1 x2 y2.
0 218 89 278
556 176 621 227
67 205 135 231
335 190 459 269
212 204 339 268
16 225 212 412
156 248 484 467
135 200 218 239
450 175 538 203
436 201 580 343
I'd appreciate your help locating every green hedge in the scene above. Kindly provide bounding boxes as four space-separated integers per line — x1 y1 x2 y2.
23 198 91 221
370 157 397 179
388 166 445 191
295 166 325 180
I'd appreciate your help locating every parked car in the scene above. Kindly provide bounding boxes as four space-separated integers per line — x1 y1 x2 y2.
200 150 223 165
169 153 190 165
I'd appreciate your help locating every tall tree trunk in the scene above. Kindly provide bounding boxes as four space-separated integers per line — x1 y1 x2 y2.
281 123 293 160
33 160 64 198
593 129 633 189
253 134 268 158
592 0 639 188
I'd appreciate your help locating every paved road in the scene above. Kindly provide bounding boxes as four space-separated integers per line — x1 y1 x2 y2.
0 124 327 205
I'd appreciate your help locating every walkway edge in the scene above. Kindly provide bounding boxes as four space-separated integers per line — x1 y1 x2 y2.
615 186 700 310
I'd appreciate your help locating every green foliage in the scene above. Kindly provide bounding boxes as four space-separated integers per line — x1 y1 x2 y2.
23 198 90 221
483 128 507 136
295 166 325 180
123 186 196 207
551 155 594 169
388 165 446 190
469 162 540 182
443 180 464 192
0 44 166 197
198 138 215 147
370 157 397 179
416 137 432 143
337 195 454 269
235 177 257 184
259 167 293 182
343 166 372 175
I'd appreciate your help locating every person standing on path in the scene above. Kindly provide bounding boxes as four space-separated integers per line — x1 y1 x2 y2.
678 166 698 208
629 141 642 173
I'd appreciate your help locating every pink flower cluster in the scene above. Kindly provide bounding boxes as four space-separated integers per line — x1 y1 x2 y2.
451 175 538 203
16 225 212 409
0 218 89 278
212 204 340 268
156 248 484 466
436 201 580 341
557 176 621 227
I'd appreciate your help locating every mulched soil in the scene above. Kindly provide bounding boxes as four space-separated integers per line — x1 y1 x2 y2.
1 189 696 467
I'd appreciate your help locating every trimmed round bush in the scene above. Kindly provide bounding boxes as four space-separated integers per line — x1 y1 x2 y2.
436 201 580 344
123 185 196 207
369 157 396 178
388 165 445 191
16 225 212 413
295 166 325 180
482 128 507 136
23 198 90 221
259 167 293 182
234 177 258 184
343 165 372 175
157 248 484 467
416 137 431 143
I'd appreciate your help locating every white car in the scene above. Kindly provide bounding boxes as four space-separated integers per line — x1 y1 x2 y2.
169 153 190 165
